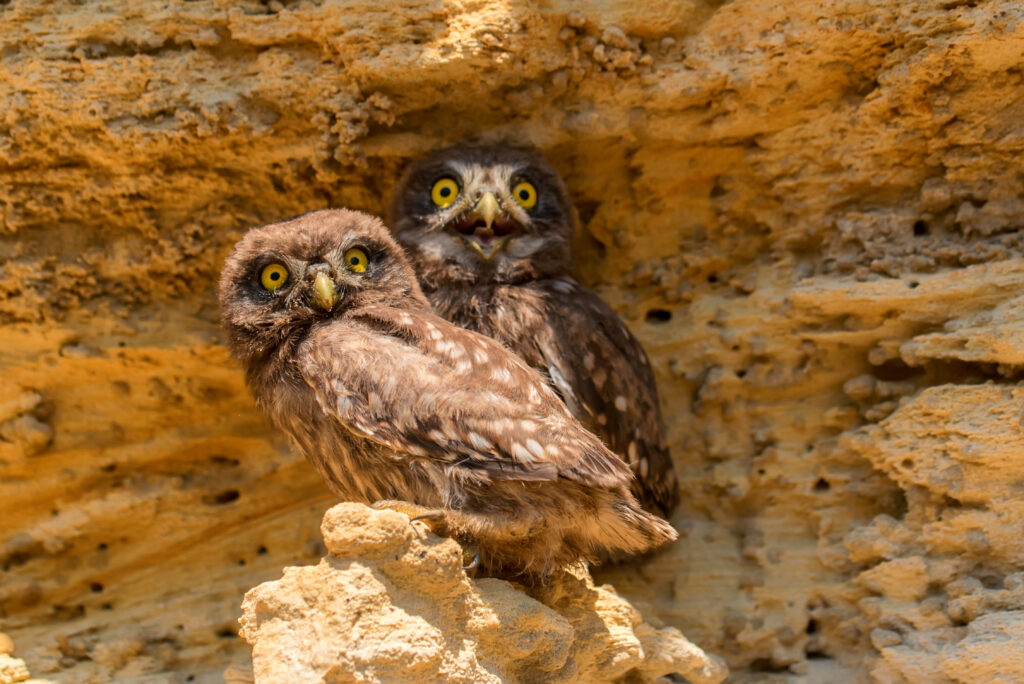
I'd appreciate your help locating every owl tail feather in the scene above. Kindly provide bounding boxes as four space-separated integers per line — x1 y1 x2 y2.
583 495 678 559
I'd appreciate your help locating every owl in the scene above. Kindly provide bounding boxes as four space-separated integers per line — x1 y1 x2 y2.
218 209 676 578
388 145 680 517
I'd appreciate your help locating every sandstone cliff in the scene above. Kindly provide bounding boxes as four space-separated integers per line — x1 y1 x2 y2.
3 0 1024 681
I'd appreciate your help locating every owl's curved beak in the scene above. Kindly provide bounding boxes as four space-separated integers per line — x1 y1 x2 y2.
455 191 516 260
476 191 500 229
311 272 339 312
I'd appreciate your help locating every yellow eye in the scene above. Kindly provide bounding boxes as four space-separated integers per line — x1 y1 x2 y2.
512 181 537 209
344 247 368 273
260 263 289 291
431 178 459 207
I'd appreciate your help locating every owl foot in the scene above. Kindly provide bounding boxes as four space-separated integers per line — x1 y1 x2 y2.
463 548 481 573
371 499 449 535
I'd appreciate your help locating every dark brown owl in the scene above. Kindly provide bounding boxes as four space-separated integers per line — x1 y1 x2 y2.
388 145 680 517
218 209 676 578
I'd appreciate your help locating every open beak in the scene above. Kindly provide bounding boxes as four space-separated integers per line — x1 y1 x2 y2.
458 191 513 260
311 272 339 312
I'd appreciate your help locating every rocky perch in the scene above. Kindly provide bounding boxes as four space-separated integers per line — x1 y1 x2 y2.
239 503 726 684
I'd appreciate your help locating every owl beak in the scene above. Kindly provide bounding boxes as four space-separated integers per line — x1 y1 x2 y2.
476 192 500 229
462 191 510 259
311 272 339 312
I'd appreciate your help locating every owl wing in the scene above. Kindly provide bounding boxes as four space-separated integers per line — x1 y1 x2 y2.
533 279 680 516
296 306 631 490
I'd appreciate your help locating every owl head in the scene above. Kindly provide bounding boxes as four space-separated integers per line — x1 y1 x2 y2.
388 145 575 289
219 209 426 365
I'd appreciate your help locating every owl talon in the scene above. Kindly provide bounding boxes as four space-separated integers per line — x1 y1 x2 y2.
463 550 481 572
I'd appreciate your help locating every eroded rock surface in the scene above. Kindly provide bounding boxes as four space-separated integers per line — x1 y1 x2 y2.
240 503 727 684
4 0 1024 681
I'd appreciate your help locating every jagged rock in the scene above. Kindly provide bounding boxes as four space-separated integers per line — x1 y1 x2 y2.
240 504 727 684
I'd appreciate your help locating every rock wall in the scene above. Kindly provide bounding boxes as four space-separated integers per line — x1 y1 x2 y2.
3 0 1024 681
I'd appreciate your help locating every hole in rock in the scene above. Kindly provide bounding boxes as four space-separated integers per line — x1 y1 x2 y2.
257 545 268 555
204 489 240 505
871 359 924 381
913 220 929 236
90 582 104 593
806 618 819 634
645 309 672 323
814 478 830 492
749 658 789 673
707 274 718 284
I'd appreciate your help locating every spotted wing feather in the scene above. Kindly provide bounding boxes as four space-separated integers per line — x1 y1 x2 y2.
534 280 680 516
296 305 633 490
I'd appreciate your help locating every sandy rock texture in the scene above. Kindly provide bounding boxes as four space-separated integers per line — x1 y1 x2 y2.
3 0 1024 681
240 503 727 684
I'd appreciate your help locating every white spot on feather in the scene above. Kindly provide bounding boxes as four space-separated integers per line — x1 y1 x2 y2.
639 457 649 478
597 413 607 426
627 441 638 463
583 353 595 371
526 439 544 460
491 367 513 383
474 349 489 364
511 443 533 462
469 432 492 450
614 395 628 412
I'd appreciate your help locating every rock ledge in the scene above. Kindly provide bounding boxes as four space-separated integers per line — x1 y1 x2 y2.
239 503 726 684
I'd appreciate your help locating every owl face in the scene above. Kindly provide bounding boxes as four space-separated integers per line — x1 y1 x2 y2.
219 209 425 364
389 145 575 287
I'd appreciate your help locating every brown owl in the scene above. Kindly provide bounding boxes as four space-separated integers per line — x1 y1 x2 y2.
388 145 680 517
218 209 676 578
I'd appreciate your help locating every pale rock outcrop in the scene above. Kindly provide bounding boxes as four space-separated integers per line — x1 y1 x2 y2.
240 503 727 684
